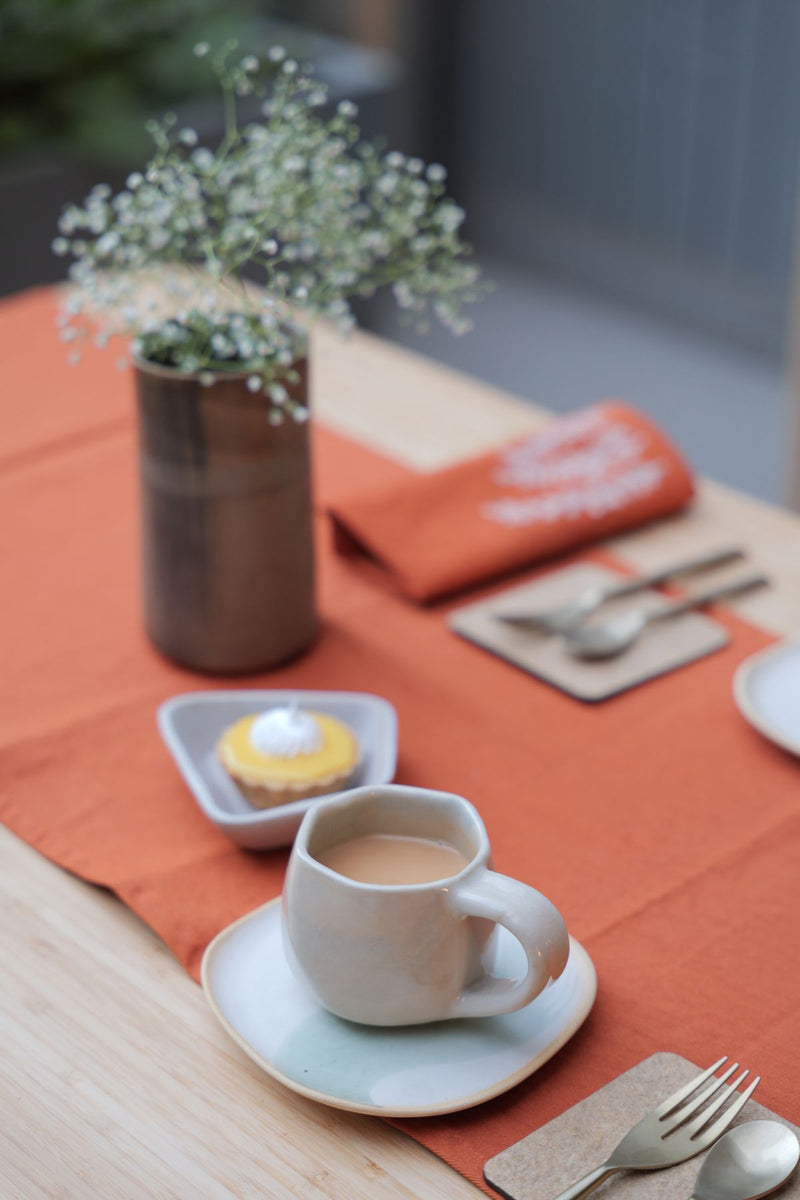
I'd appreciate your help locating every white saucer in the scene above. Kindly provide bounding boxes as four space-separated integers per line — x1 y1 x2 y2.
733 639 800 757
158 690 398 849
201 898 597 1117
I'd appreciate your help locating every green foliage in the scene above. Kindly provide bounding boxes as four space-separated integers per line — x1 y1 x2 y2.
0 0 259 162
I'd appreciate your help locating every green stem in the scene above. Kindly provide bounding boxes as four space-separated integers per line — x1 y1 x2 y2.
222 81 238 142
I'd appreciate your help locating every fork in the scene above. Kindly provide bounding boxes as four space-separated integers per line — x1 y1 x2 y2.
494 546 745 635
551 1057 760 1200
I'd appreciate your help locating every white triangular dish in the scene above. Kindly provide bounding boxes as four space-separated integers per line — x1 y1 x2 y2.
201 898 597 1117
158 690 398 849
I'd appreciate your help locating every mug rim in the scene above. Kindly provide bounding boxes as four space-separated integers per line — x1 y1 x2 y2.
293 784 489 892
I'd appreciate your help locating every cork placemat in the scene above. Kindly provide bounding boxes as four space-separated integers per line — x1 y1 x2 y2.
448 564 730 701
484 1051 799 1200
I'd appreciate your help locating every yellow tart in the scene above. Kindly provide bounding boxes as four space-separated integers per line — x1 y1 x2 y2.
217 707 359 809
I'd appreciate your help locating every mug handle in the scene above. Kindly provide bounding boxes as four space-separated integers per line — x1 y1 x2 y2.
447 869 570 1019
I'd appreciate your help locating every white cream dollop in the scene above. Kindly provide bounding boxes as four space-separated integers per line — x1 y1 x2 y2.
249 706 323 757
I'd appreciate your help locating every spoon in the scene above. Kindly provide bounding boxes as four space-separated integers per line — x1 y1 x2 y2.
691 1120 799 1200
563 573 768 660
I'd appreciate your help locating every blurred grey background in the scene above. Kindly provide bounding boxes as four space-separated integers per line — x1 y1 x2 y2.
2 0 798 503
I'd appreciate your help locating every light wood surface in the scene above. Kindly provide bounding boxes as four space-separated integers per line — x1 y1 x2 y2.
4 323 800 1200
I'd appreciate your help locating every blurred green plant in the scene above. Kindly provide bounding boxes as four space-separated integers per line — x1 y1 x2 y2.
0 0 262 165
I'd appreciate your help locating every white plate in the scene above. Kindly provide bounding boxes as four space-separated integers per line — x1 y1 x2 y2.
201 898 597 1117
158 690 398 849
733 639 800 757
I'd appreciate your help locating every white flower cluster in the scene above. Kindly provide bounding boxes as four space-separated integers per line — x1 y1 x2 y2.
54 41 484 417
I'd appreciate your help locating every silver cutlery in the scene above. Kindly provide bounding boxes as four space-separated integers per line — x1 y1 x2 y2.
563 573 768 660
495 547 746 635
691 1120 799 1200
551 1057 760 1200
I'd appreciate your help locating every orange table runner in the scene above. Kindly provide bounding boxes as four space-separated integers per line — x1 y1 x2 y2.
3 288 800 1195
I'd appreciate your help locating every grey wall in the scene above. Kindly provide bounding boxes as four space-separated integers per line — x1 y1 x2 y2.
451 0 800 359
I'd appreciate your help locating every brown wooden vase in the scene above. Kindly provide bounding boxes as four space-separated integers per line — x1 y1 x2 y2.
134 360 317 674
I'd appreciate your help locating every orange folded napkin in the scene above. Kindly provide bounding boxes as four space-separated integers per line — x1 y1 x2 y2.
328 401 696 601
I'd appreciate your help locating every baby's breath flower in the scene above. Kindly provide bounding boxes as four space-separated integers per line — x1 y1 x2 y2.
191 148 214 170
436 203 466 233
193 41 210 57
393 282 415 309
96 231 119 256
376 173 398 196
53 41 483 413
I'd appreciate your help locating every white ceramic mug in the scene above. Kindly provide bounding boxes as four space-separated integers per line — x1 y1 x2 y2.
281 784 570 1026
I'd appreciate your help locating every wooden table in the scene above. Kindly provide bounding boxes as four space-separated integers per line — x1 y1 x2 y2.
3 323 799 1199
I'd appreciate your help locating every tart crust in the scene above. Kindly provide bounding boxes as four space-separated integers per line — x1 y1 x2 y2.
217 710 359 808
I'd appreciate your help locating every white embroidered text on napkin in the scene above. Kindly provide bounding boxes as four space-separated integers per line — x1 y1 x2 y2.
482 408 668 528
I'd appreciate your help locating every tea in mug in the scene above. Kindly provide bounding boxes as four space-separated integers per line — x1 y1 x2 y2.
317 833 470 885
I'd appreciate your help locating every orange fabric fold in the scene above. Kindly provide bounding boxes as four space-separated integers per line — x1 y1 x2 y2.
329 401 695 600
2 288 800 1196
